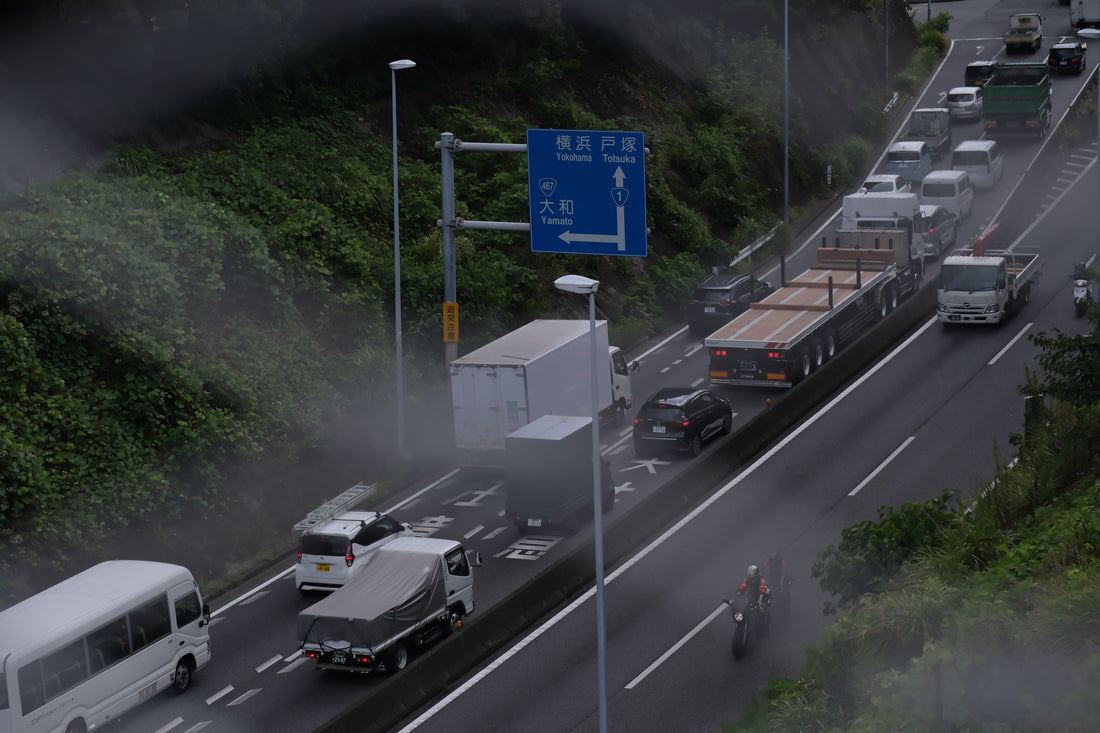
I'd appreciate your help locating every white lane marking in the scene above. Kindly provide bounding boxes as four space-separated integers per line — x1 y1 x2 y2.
205 686 234 706
465 525 484 539
282 651 301 662
152 717 184 733
182 723 213 733
625 603 728 689
691 377 706 387
279 656 311 674
633 326 690 363
685 343 703 358
255 654 282 674
483 526 508 540
989 322 1032 365
237 590 269 606
848 436 916 497
660 366 671 373
396 317 939 733
226 688 262 706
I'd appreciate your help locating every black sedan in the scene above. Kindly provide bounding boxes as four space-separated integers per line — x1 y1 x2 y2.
632 387 733 457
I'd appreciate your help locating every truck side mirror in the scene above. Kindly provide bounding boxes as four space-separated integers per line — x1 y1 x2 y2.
469 551 483 568
629 360 640 374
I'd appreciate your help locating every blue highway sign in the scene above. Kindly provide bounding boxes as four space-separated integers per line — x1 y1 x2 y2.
526 129 647 257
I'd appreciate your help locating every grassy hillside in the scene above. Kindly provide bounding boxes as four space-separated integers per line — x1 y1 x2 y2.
0 0 927 602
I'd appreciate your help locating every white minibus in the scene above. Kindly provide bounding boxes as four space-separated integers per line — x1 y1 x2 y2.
0 560 211 733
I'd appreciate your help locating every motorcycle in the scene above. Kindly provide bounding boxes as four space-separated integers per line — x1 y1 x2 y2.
769 574 794 620
1073 263 1093 318
723 596 769 659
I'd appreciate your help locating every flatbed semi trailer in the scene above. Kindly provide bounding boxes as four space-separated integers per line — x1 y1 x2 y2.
706 230 921 388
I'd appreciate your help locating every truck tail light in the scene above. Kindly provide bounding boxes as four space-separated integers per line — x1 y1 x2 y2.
766 351 786 360
711 348 728 357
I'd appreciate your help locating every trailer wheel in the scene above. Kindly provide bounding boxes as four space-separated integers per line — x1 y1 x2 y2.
824 331 838 361
795 351 813 383
385 643 408 673
812 339 825 369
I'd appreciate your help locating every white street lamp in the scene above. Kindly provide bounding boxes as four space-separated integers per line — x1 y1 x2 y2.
1077 31 1100 298
389 58 415 455
552 273 608 733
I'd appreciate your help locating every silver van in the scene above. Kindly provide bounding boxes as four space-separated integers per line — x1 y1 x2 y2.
885 141 933 183
920 170 974 219
950 139 1004 189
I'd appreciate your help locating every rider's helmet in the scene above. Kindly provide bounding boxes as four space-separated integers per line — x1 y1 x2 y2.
747 564 759 578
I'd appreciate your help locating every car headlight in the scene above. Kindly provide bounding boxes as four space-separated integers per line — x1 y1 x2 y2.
984 304 1000 314
937 302 948 312
733 611 744 622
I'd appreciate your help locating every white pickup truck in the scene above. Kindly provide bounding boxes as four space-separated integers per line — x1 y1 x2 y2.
937 248 1043 325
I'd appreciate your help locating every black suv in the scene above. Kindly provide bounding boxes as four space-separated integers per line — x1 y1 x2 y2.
632 387 732 457
964 60 996 87
1048 42 1086 75
686 272 774 336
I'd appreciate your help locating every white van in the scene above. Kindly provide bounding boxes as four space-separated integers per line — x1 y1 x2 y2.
920 170 974 219
885 141 933 183
950 139 1004 189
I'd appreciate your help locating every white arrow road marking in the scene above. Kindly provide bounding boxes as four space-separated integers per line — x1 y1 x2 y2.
620 459 672 474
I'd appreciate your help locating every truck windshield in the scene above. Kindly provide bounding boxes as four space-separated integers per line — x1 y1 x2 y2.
940 264 998 292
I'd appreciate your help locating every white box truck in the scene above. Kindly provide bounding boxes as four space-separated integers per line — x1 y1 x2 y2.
450 319 634 467
297 537 482 674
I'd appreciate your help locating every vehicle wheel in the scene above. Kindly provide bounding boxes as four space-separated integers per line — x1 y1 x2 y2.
721 412 732 435
603 483 615 512
385 643 408 673
812 339 825 369
1022 285 1031 306
171 659 193 694
824 331 838 361
688 434 702 457
797 351 812 381
65 720 87 733
445 607 465 635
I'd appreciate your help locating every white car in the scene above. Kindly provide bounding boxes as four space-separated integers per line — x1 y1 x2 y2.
946 87 983 120
294 511 415 592
860 173 911 194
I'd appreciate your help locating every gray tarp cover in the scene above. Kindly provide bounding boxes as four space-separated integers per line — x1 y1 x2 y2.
297 548 446 649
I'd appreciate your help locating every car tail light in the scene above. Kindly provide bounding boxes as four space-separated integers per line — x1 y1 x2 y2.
720 300 736 306
345 542 355 568
633 418 640 425
681 419 690 427
296 539 303 564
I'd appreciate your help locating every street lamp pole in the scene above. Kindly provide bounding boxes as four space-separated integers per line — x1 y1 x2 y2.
1078 31 1100 297
553 274 608 733
389 58 415 455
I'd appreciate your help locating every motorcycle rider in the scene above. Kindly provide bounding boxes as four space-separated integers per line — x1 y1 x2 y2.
766 553 791 587
736 564 771 612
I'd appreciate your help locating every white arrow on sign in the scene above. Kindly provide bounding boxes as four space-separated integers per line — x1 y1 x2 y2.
557 166 629 251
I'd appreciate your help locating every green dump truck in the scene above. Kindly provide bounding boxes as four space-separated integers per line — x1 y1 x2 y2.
982 62 1052 139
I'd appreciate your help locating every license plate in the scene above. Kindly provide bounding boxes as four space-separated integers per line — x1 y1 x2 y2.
527 518 542 527
653 425 665 434
739 361 757 371
704 305 715 313
315 563 331 572
332 651 346 664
